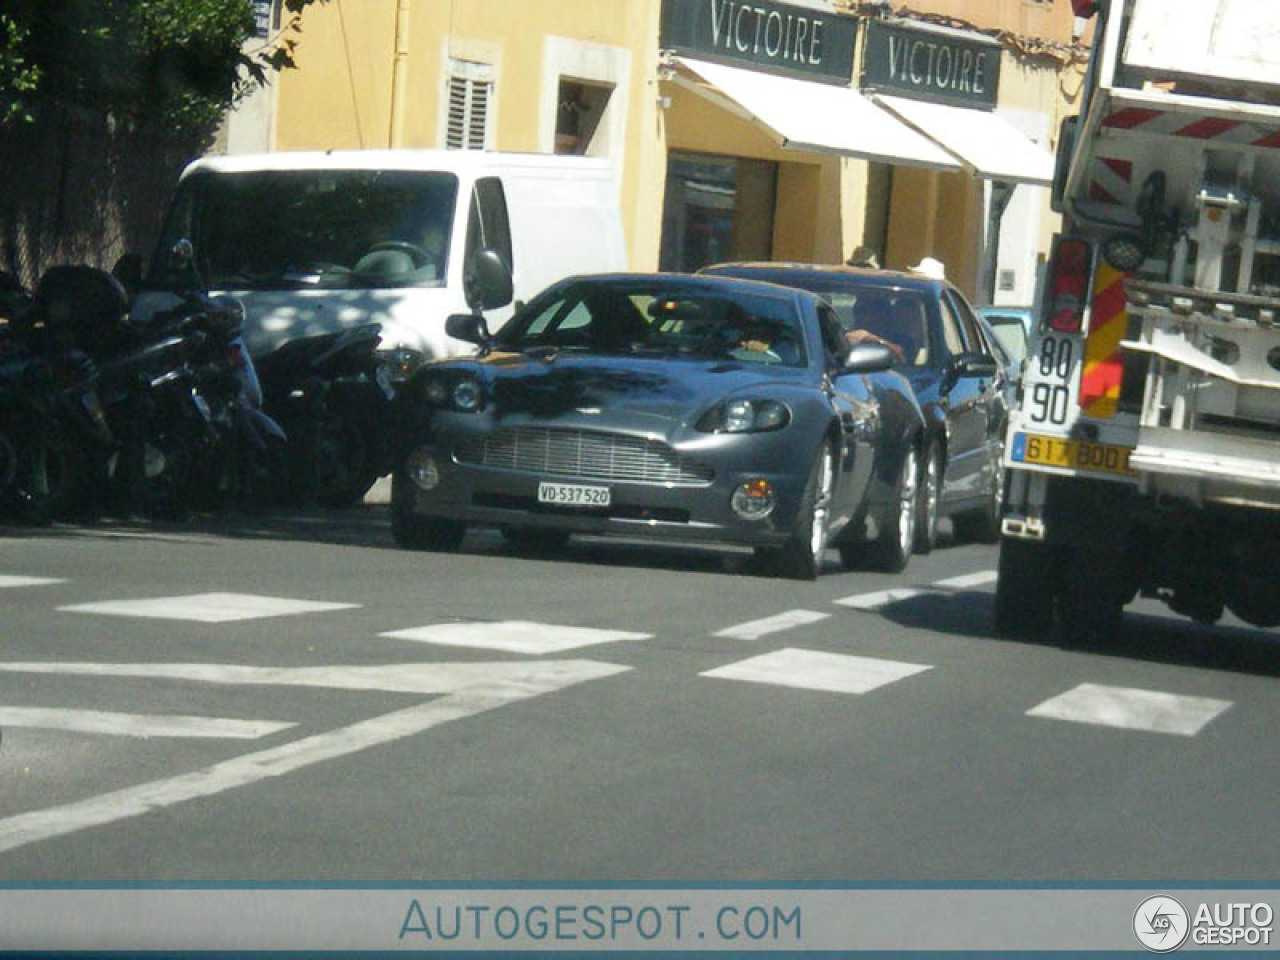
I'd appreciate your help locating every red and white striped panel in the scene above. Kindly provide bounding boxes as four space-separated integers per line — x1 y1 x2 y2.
1102 108 1280 149
1089 156 1133 205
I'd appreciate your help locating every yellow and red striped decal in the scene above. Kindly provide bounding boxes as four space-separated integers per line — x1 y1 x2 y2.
1079 261 1128 418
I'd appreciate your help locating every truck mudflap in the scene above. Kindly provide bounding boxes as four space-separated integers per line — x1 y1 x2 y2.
1122 280 1280 506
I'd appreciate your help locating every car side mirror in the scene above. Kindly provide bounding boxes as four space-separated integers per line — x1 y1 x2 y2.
842 341 896 374
446 312 490 346
950 352 998 379
464 249 514 312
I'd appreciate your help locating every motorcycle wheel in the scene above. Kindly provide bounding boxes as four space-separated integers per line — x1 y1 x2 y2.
306 413 376 508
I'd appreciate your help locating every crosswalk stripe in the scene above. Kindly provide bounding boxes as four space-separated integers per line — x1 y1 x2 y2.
700 647 932 695
835 570 997 610
380 620 649 654
713 609 830 640
0 659 629 855
0 576 67 589
1027 683 1233 736
58 593 359 623
0 707 294 740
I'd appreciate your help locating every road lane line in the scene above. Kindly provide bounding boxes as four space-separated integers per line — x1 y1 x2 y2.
834 587 930 610
934 570 998 589
380 620 650 654
701 647 932 695
713 609 830 640
1027 683 1233 736
0 707 294 740
58 593 359 623
0 576 67 589
0 659 628 855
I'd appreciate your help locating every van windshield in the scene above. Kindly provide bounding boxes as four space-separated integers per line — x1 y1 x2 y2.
149 169 459 291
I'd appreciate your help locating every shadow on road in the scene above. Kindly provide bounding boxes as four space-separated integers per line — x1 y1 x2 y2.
870 587 1280 678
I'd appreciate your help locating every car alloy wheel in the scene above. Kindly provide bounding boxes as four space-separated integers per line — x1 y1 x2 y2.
914 443 940 555
768 441 833 581
870 443 917 573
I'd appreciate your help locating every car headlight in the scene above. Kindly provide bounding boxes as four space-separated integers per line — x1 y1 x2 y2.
377 347 425 385
421 371 486 412
697 398 790 434
452 375 483 412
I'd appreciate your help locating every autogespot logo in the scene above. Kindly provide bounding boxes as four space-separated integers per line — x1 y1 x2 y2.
1134 895 1191 952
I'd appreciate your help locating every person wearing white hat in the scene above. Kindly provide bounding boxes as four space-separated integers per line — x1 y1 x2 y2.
910 256 946 279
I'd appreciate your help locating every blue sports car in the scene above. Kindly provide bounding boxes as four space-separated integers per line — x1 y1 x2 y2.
390 272 926 578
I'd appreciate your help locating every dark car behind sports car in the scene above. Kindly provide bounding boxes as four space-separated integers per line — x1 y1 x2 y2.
702 263 1009 554
391 272 926 578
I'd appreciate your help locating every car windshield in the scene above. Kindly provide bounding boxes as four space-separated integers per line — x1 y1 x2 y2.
148 169 458 291
983 316 1029 365
496 279 808 366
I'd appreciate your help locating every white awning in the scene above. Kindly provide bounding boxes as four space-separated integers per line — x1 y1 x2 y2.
671 56 962 172
874 94 1055 186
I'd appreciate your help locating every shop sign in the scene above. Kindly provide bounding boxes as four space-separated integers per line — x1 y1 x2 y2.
660 0 857 84
862 19 1000 109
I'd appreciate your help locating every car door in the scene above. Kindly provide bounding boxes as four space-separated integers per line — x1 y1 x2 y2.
935 290 991 503
816 302 878 514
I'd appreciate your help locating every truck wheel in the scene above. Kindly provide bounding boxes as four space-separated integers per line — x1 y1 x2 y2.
1052 548 1126 646
390 470 465 551
994 537 1053 638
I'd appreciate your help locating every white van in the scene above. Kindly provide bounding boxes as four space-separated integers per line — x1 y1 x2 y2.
132 149 628 363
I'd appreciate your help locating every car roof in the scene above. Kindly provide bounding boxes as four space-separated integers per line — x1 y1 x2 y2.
703 261 950 294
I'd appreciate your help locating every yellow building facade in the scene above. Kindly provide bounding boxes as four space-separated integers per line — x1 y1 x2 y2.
248 0 1084 304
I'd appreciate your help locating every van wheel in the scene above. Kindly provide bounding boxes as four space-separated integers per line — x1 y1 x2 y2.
390 471 465 551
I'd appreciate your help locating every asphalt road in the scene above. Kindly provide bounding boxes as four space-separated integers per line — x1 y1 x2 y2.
1 504 1277 882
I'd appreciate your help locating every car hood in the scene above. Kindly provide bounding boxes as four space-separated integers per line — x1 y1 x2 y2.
450 351 810 430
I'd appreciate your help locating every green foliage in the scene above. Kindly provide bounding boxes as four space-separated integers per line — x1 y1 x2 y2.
0 0 324 131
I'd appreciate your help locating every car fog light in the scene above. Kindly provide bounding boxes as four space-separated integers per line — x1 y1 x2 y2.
731 478 775 519
405 448 440 491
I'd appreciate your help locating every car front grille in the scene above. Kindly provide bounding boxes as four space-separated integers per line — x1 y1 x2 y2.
453 427 714 485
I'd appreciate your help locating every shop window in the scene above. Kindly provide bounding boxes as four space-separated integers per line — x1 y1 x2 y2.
446 59 493 150
659 151 777 274
555 79 613 155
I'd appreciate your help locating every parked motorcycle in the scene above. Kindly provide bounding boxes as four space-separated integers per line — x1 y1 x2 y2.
256 322 395 507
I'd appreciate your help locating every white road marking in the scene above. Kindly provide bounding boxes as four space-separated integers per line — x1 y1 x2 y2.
713 609 830 640
700 647 932 695
0 707 294 740
1027 683 1233 736
934 570 998 589
0 658 628 854
379 620 649 654
835 570 997 610
0 576 67 589
834 587 930 610
58 592 359 623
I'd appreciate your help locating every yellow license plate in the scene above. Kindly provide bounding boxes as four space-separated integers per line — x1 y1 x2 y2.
1011 433 1136 477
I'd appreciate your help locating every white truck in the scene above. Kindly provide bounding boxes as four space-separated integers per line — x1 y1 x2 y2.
996 0 1280 641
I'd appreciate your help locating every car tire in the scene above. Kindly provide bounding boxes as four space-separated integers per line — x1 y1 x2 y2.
913 442 941 555
953 438 1004 543
766 441 834 581
390 470 465 551
994 536 1054 639
867 443 917 573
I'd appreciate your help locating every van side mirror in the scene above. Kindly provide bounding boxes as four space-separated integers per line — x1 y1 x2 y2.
464 249 514 312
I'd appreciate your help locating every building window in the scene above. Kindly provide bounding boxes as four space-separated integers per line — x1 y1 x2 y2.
446 59 493 150
659 151 777 273
554 79 613 155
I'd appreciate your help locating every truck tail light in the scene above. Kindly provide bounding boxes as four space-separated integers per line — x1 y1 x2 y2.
1046 237 1093 334
1070 0 1098 17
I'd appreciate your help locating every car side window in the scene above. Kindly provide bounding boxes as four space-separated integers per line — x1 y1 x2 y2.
937 294 968 357
948 290 989 356
816 303 848 368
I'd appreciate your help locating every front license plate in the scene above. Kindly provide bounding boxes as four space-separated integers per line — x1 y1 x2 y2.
537 481 611 507
1011 432 1136 477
